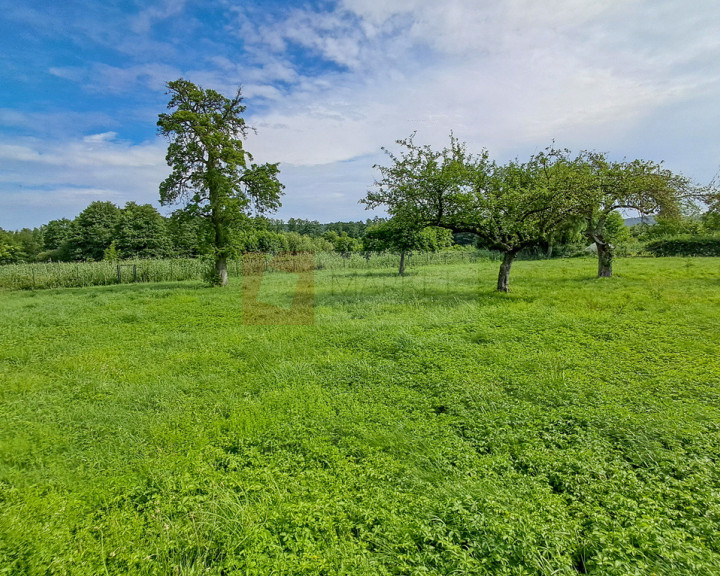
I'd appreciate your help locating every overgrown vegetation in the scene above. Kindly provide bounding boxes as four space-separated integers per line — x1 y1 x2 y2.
1 257 719 574
0 250 484 291
645 236 720 256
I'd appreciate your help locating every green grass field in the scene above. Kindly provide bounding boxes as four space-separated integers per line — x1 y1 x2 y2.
1 257 719 575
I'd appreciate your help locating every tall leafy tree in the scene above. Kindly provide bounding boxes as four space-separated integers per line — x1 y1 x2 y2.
42 218 73 252
364 221 453 275
157 79 284 285
115 202 170 259
66 201 121 261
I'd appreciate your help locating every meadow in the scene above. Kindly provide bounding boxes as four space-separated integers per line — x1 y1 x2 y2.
1 257 719 575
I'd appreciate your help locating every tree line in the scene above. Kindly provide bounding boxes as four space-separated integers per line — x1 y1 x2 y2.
0 202 457 267
363 134 715 290
153 79 716 289
3 78 717 290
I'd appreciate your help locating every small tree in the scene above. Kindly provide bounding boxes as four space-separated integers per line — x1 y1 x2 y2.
363 220 422 275
453 153 577 291
324 231 361 261
158 79 284 286
103 241 119 262
363 133 477 230
571 152 689 277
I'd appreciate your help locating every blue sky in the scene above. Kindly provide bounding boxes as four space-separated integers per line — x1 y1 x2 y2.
2 0 719 230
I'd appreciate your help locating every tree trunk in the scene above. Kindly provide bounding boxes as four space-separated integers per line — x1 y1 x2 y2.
215 254 228 286
497 251 516 292
596 241 613 278
398 251 406 276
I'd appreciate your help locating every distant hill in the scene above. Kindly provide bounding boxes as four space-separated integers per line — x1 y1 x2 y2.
624 216 656 227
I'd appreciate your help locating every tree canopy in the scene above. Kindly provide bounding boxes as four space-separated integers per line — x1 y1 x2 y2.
567 151 690 276
157 78 284 285
364 136 578 291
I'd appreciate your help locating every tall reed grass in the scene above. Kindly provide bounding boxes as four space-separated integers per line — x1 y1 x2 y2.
0 250 495 291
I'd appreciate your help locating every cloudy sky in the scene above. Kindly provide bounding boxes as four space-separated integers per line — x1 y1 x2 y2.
1 0 719 230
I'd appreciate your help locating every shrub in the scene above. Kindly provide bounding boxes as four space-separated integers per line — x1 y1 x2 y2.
645 235 720 257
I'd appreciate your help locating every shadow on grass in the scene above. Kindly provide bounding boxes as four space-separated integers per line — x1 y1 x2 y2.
315 277 538 309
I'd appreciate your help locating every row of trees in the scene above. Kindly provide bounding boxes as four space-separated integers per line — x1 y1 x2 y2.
362 134 707 290
0 202 174 264
266 218 368 238
0 199 457 266
153 80 472 284
155 79 717 289
6 79 715 290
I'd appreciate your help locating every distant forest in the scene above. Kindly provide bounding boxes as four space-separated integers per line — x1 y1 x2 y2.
0 201 462 265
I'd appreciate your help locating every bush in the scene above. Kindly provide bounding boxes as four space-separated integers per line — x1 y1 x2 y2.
645 235 720 257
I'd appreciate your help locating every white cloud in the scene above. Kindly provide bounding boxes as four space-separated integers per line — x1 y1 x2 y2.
131 0 189 34
3 0 720 229
0 135 170 227
2 187 122 208
83 132 118 143
238 0 720 169
0 144 42 163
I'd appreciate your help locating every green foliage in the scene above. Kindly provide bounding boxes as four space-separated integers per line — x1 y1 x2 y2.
602 211 631 244
103 241 119 262
702 210 720 232
363 137 585 289
364 137 700 283
115 202 171 259
363 221 453 254
645 235 720 256
1 258 719 574
324 230 362 255
65 201 121 261
42 218 73 251
0 232 18 264
363 132 478 228
637 214 705 240
567 151 694 275
284 217 325 236
157 79 284 283
167 209 204 257
0 227 44 263
458 151 577 254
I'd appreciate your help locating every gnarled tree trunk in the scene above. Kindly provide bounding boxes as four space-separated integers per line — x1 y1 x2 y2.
398 250 406 276
497 250 517 292
215 255 228 286
596 241 613 278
